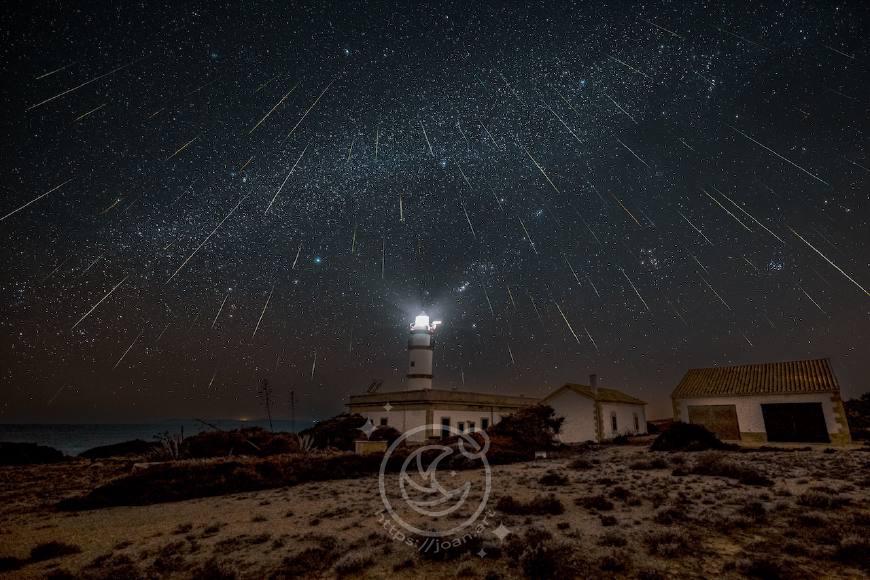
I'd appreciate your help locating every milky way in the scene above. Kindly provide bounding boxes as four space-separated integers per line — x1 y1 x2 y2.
1 2 867 422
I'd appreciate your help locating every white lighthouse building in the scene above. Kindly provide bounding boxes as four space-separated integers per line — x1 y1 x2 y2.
406 313 440 390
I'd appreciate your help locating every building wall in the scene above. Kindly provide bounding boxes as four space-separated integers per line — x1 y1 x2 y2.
546 390 597 443
355 406 514 443
599 402 647 440
674 393 850 444
432 408 504 435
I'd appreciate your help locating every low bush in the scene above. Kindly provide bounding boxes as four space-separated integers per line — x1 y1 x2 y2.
796 492 849 510
299 414 367 451
0 442 65 465
575 495 614 512
79 439 159 459
489 405 564 450
183 428 300 458
496 494 564 516
650 422 735 452
644 531 690 558
568 458 593 470
539 471 569 486
690 453 773 486
30 541 82 561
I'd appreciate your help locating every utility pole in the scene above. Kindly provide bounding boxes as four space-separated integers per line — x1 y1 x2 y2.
259 378 274 431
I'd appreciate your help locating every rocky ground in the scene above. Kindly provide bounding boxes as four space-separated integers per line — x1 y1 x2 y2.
0 443 868 579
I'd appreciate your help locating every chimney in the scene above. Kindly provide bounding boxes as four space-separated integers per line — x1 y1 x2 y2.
589 373 598 394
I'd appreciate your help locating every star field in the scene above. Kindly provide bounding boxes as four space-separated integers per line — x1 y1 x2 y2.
1 1 867 422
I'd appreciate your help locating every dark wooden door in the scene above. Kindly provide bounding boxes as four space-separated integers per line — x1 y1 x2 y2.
687 405 740 440
761 403 829 443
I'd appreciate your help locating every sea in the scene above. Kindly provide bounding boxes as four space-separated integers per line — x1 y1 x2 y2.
0 419 316 456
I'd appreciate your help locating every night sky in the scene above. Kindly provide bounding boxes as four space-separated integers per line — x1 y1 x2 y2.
1 1 867 423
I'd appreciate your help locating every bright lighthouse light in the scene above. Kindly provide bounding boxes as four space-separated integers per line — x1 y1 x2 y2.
414 314 430 329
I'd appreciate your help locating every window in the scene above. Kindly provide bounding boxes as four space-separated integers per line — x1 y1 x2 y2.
481 418 489 430
633 413 639 432
441 417 450 439
380 417 388 426
458 422 465 433
468 421 475 432
611 412 618 433
410 361 415 367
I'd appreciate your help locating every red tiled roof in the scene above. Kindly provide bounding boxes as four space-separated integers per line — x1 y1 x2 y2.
672 358 840 399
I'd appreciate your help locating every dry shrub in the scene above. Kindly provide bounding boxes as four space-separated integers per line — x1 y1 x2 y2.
630 458 669 470
333 549 375 576
0 557 24 573
568 458 593 470
496 494 564 515
650 422 734 452
190 558 238 580
653 507 686 526
539 471 569 486
270 537 338 578
797 492 849 510
833 535 870 570
644 531 690 558
30 541 82 561
518 540 587 580
575 495 614 512
183 428 300 458
0 442 65 465
58 452 394 509
598 533 628 547
690 453 773 486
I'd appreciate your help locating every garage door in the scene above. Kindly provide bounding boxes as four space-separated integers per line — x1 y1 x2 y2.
761 403 829 443
687 405 740 440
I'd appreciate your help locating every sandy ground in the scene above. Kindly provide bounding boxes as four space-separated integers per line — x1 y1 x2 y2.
0 443 868 579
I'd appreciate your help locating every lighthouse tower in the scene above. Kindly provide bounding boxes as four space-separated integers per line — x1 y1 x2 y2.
407 313 440 390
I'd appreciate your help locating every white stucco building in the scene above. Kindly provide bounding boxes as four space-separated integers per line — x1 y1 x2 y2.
347 388 537 443
541 375 648 443
672 358 851 445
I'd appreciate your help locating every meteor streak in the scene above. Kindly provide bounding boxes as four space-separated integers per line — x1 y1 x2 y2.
212 292 229 329
114 328 145 369
799 286 826 314
702 189 752 231
698 273 731 310
518 217 537 254
638 17 684 39
788 227 869 296
676 209 713 244
27 58 143 111
419 118 434 157
292 243 302 269
252 283 275 339
0 178 74 222
615 137 650 169
166 195 248 284
619 267 650 311
519 142 561 195
71 274 129 330
726 124 829 186
553 301 582 345
607 54 652 80
36 62 76 80
713 187 785 244
284 77 336 142
73 103 106 122
265 144 308 214
249 82 299 134
166 134 201 161
603 93 638 124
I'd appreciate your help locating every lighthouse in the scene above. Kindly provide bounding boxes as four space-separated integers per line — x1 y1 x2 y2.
406 312 440 390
